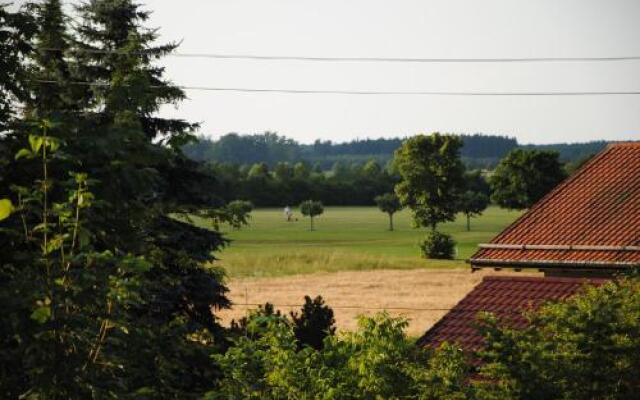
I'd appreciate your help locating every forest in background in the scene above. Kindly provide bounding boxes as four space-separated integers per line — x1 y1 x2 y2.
183 132 612 170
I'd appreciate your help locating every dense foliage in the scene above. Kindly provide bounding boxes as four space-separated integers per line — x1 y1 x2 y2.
208 158 398 207
228 296 336 351
211 277 640 400
0 1 229 397
490 149 567 210
290 295 337 350
210 313 471 400
475 277 640 400
394 133 466 230
0 3 35 132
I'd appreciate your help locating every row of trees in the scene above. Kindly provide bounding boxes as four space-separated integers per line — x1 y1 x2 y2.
184 132 607 171
208 143 568 213
184 132 520 169
217 138 568 239
185 131 604 170
210 158 399 206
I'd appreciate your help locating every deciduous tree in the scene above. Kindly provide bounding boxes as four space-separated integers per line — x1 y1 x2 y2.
458 191 489 231
490 149 566 210
394 133 465 230
374 192 403 231
300 200 324 231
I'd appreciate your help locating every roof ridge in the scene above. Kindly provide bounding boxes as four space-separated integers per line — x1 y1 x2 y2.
482 276 609 284
606 141 640 148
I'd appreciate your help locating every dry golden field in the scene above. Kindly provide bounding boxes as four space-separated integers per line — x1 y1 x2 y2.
217 268 540 337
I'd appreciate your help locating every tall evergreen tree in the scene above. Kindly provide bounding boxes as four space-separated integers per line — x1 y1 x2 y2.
0 1 230 397
27 0 77 118
0 2 35 132
70 1 230 396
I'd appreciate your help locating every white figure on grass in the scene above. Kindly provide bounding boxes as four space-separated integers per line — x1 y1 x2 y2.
284 205 293 222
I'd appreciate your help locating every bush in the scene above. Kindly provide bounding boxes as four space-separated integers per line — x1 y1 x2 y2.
229 296 336 350
420 230 456 259
475 277 640 399
209 313 470 400
290 295 336 350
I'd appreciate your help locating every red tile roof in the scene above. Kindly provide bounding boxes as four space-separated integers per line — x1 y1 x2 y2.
471 143 640 270
417 276 606 352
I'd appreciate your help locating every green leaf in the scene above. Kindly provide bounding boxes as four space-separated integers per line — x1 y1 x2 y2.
78 227 91 248
121 256 152 274
46 137 61 152
15 148 34 160
30 305 51 324
0 199 13 221
29 135 44 153
45 235 65 254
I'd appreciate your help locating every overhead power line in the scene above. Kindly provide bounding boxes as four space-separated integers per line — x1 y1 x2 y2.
38 48 640 63
31 80 640 96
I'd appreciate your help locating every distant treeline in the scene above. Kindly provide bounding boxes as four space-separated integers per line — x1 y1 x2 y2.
210 159 399 207
183 132 612 170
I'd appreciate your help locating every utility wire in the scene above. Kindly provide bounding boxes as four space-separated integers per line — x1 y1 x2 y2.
37 48 640 63
30 80 640 96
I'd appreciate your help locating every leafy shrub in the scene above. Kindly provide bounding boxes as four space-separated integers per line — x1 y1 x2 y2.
229 302 285 339
420 230 456 259
475 277 640 400
229 296 336 350
209 313 470 400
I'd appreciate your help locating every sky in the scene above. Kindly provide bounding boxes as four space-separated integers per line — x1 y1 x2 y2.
14 0 640 144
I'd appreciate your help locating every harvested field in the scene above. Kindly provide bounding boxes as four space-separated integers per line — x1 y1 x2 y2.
218 268 541 337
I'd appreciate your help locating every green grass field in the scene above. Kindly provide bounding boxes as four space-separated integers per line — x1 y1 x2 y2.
190 206 522 278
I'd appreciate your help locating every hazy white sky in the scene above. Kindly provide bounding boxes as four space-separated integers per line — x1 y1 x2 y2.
17 0 640 144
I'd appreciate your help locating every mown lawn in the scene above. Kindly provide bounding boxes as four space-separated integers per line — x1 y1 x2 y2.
189 206 522 278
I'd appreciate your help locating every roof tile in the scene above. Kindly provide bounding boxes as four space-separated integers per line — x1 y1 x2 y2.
417 276 606 352
471 143 640 269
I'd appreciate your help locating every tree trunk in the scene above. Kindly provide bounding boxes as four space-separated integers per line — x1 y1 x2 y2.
466 214 470 232
389 213 394 231
310 216 314 231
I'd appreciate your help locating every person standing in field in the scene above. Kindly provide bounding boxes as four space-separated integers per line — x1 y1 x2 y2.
284 205 293 221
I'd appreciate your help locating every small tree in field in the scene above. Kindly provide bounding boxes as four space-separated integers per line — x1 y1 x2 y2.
458 191 489 231
374 193 402 231
300 200 324 231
